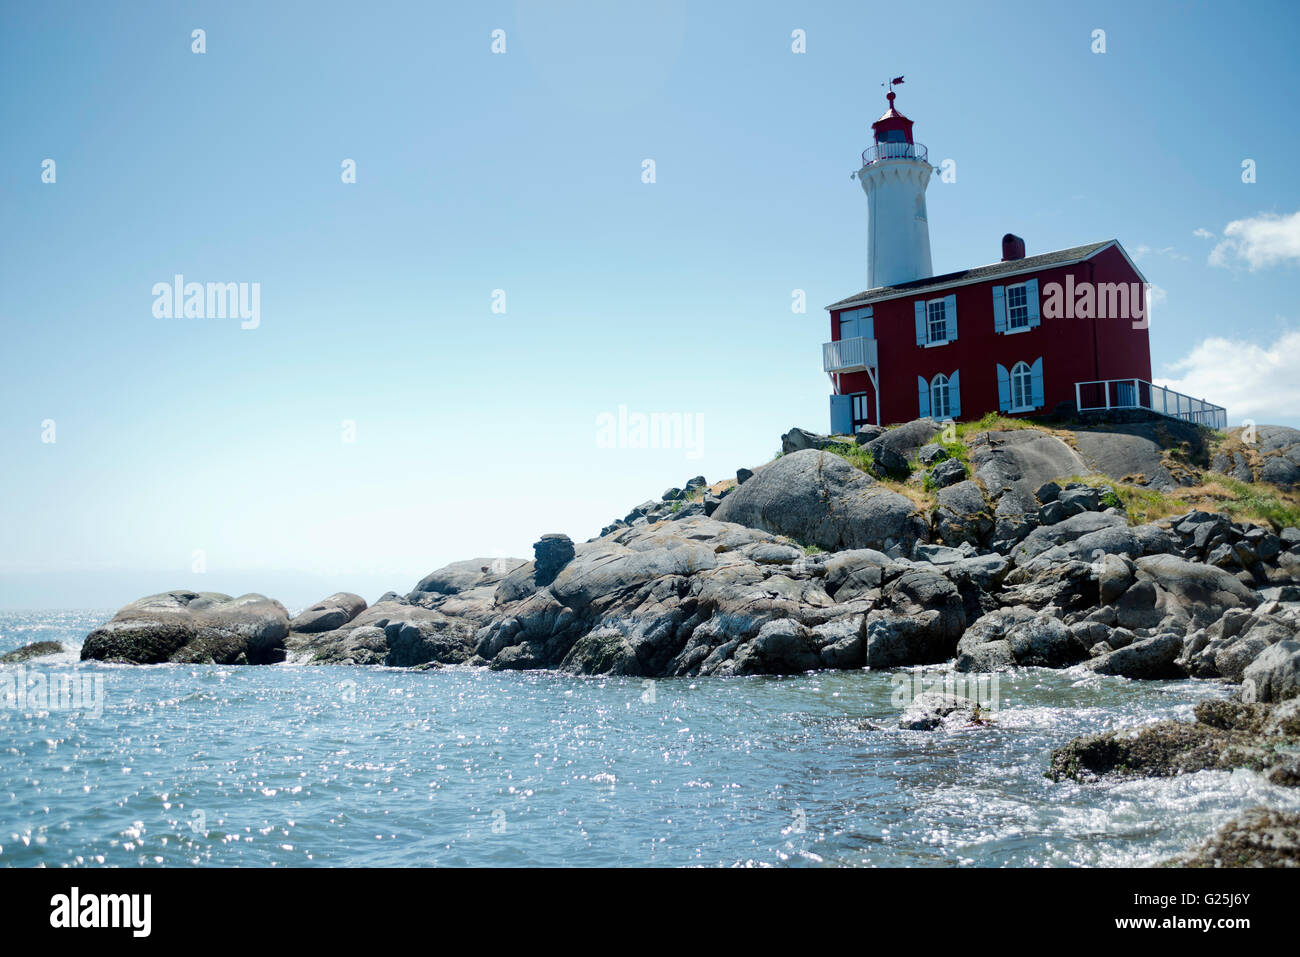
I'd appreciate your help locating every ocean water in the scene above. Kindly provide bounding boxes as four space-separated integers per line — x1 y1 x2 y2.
2 610 1298 868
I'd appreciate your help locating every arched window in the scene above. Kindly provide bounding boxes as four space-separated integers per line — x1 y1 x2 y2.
930 373 950 419
1010 361 1033 410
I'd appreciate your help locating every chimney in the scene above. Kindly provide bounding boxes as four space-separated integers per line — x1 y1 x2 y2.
1001 233 1026 261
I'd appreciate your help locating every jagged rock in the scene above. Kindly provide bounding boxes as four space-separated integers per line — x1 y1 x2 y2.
1011 511 1126 563
854 424 888 445
82 591 289 665
736 467 754 485
712 449 927 553
898 691 982 731
869 444 911 479
534 533 576 586
917 443 948 466
999 559 1095 614
929 458 967 488
866 569 965 667
290 592 368 633
1243 640 1300 702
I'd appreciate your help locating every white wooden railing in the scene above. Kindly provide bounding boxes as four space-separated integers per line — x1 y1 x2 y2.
1075 378 1227 429
822 336 878 373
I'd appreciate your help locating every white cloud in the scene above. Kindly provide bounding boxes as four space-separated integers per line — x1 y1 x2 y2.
1134 244 1187 262
1208 210 1300 270
1192 227 1214 240
1156 329 1300 424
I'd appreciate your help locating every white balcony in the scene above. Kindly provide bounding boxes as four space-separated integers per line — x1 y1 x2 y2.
823 336 878 374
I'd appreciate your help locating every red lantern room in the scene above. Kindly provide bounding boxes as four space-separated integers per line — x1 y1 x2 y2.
871 90 914 147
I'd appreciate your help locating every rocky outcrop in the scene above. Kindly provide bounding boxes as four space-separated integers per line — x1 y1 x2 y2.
1049 698 1300 786
1174 807 1300 867
408 558 527 600
897 691 986 730
286 599 478 667
712 449 927 553
0 641 64 663
81 591 290 665
533 534 575 586
1213 425 1300 490
82 419 1300 689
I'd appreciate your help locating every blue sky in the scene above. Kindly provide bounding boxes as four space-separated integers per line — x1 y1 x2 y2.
2 0 1298 609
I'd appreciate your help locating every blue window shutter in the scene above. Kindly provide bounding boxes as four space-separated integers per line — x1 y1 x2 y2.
914 301 926 346
1026 278 1041 329
944 294 958 340
996 364 1011 411
917 376 930 418
829 394 853 434
949 370 961 419
992 285 1006 334
1030 357 1045 408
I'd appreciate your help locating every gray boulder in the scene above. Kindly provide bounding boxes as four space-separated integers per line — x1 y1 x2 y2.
1131 554 1261 627
82 591 290 665
712 449 927 553
929 458 968 488
290 592 368 633
898 691 982 731
1086 632 1184 679
933 480 993 547
782 427 835 454
1243 641 1300 702
1012 511 1127 563
863 418 940 460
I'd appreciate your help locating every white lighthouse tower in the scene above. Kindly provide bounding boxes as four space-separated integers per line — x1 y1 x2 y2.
857 82 933 289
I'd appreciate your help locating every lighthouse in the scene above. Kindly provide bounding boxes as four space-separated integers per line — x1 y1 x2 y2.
857 82 933 289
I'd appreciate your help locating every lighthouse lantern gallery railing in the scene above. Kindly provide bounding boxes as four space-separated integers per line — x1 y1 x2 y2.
861 141 928 166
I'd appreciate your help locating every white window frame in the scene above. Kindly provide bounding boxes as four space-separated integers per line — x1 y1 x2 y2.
925 298 949 346
1005 282 1031 332
930 373 951 419
1009 361 1034 412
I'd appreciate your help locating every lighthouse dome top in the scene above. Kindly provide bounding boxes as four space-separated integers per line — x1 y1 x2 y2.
871 91 915 144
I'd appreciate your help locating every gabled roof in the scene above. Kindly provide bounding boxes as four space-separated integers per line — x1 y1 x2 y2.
826 240 1144 311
